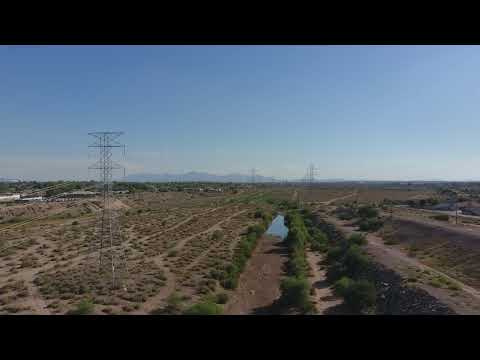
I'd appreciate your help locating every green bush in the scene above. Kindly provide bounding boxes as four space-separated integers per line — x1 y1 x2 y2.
348 233 367 246
286 248 309 278
279 276 312 312
212 230 224 241
311 242 328 253
357 218 383 232
254 209 265 219
326 246 345 263
343 245 370 278
183 301 223 315
357 205 379 219
215 292 229 304
333 276 354 297
220 218 267 290
311 229 328 251
343 279 376 312
67 299 94 315
326 261 347 282
337 207 357 220
432 214 449 221
151 292 183 315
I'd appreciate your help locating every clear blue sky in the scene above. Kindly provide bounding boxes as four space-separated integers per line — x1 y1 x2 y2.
1 45 480 181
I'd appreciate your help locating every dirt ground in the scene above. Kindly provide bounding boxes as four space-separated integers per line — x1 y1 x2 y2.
306 249 342 314
331 188 434 205
0 190 269 314
224 235 288 315
2 185 473 315
380 211 480 289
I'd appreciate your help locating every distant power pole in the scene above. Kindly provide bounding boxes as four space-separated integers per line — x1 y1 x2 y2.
88 132 127 290
307 163 318 186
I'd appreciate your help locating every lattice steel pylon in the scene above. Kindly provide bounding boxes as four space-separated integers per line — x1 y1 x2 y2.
306 163 318 186
88 132 126 290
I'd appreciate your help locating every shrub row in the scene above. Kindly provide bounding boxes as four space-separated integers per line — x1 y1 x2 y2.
220 211 272 290
310 218 377 314
279 211 314 313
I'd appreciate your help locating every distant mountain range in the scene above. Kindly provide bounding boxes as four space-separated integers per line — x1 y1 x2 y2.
0 178 20 183
123 171 278 183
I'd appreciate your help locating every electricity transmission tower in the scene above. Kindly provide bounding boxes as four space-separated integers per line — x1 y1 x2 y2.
88 132 127 290
306 163 318 186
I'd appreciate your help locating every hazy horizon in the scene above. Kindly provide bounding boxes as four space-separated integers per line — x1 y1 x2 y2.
2 45 480 181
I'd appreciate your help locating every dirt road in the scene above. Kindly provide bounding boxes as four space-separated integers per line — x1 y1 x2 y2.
224 234 288 315
321 191 357 206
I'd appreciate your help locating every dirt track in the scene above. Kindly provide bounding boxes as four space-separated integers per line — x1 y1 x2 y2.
306 249 342 314
224 235 287 315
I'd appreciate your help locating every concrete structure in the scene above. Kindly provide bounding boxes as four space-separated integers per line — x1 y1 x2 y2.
459 207 480 216
17 196 44 203
429 203 456 211
0 194 21 202
56 191 100 199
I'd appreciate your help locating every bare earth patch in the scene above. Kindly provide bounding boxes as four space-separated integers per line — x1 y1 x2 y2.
225 235 287 315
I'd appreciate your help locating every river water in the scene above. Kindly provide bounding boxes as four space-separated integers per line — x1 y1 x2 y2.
266 214 289 240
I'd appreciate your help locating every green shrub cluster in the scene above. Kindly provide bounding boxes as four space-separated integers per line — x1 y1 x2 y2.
335 205 357 220
323 232 376 313
183 301 223 315
279 277 312 312
66 299 94 315
356 217 384 232
278 211 314 313
334 278 376 312
357 205 379 219
348 233 367 246
432 214 449 221
284 212 311 278
310 228 329 252
325 234 371 282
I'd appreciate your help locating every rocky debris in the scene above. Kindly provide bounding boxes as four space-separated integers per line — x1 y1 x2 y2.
367 263 455 315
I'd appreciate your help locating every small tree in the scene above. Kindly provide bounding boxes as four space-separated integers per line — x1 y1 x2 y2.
279 276 312 312
348 233 367 246
67 299 94 315
357 205 378 219
333 276 354 297
343 280 376 313
183 301 223 315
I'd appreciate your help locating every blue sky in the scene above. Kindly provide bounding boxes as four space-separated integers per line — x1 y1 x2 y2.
1 45 480 181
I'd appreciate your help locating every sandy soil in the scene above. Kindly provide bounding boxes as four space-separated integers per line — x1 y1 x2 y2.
224 235 288 315
306 249 342 314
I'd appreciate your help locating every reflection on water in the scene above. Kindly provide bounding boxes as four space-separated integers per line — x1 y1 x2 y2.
266 214 289 240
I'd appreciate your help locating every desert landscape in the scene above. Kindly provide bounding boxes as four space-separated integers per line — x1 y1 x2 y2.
2 181 480 315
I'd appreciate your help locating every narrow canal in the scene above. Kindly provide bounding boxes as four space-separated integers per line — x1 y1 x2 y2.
266 214 289 240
